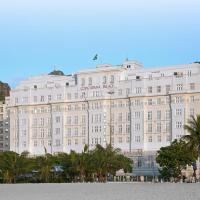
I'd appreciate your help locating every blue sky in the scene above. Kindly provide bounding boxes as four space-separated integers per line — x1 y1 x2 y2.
0 0 200 87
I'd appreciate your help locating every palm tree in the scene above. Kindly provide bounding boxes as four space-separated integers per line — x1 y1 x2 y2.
183 114 200 181
183 115 200 156
0 151 34 183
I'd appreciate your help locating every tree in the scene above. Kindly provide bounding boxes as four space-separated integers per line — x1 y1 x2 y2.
35 153 55 183
182 114 200 181
0 151 34 183
156 139 196 182
183 115 200 156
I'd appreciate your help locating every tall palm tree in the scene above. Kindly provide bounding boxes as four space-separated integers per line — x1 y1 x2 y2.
183 115 200 156
183 114 200 181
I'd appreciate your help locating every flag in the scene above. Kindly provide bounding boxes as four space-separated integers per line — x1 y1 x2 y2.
93 54 98 60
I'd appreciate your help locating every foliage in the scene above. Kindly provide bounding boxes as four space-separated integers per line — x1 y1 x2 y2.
156 139 196 181
0 151 34 183
0 145 132 183
183 115 200 157
48 70 65 76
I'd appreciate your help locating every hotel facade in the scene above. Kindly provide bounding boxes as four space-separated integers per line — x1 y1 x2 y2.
8 61 200 162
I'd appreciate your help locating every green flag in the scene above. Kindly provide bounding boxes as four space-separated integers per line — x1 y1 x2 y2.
93 54 98 60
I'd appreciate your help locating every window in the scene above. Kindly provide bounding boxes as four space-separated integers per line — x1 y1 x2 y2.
33 140 37 147
148 86 152 93
190 108 194 116
40 129 45 138
118 125 122 134
175 109 182 116
166 134 171 142
75 139 78 145
134 99 141 106
126 88 130 95
148 136 152 142
166 122 170 132
147 111 152 120
56 116 60 123
48 140 52 146
190 83 195 90
126 125 130 133
118 89 122 96
68 139 71 145
175 96 182 103
190 96 195 102
74 93 78 99
33 118 37 126
157 86 161 93
56 139 61 146
67 116 71 125
176 121 182 129
74 116 78 124
103 76 107 84
48 95 52 101
57 94 62 100
33 129 37 138
157 135 161 142
67 105 72 111
176 84 183 91
148 99 153 105
82 103 86 110
75 104 78 110
15 98 19 104
82 115 86 123
148 123 152 133
118 137 122 143
126 137 130 143
56 128 60 135
41 96 45 102
22 97 28 103
41 140 44 147
136 87 141 94
81 78 85 86
166 85 170 93
134 111 140 119
157 122 161 132
75 127 78 136
157 110 161 120
110 75 114 83
157 98 161 105
67 128 71 136
88 77 92 85
135 136 140 142
82 127 86 136
118 113 122 122
188 70 192 77
40 118 45 126
165 110 170 120
135 123 140 131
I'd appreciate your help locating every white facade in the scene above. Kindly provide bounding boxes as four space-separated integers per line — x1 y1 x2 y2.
8 61 200 155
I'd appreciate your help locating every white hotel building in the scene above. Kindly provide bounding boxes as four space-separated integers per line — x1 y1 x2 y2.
8 61 200 162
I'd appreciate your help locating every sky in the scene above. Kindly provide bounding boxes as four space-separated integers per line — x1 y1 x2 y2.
0 0 200 87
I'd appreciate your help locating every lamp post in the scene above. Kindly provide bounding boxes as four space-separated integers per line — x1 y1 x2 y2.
108 91 114 146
